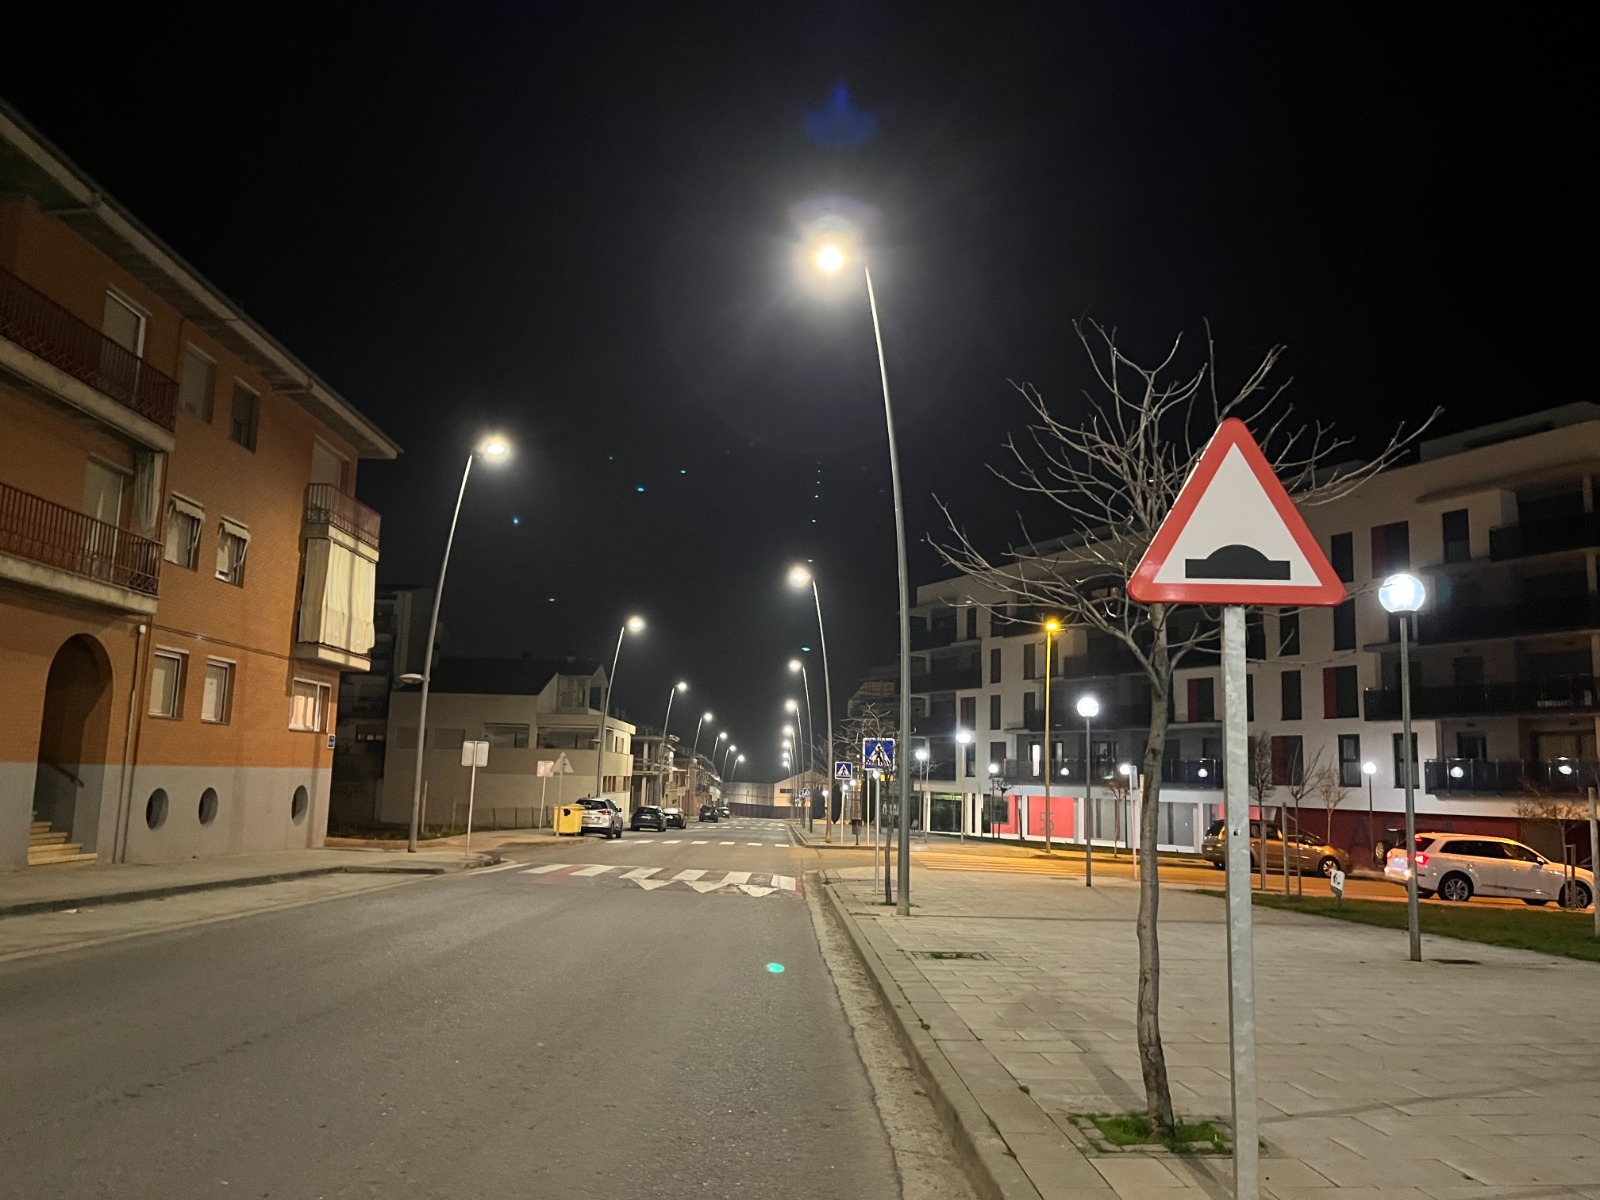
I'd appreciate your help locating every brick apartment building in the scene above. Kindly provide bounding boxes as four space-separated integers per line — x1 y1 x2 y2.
0 104 397 870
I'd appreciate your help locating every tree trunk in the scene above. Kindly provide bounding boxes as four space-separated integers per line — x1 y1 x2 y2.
1136 624 1177 1137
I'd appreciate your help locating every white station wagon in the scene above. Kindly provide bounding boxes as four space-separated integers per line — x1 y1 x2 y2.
1385 833 1593 907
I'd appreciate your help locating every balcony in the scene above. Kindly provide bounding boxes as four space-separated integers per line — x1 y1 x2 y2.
1161 758 1224 788
1489 513 1600 562
1364 675 1600 721
0 265 177 448
1424 758 1597 796
911 621 960 651
910 665 982 693
1020 700 1151 731
1416 594 1600 644
304 484 382 550
0 479 160 613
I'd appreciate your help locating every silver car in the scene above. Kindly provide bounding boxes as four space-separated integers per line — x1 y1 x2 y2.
577 798 623 839
1385 833 1593 907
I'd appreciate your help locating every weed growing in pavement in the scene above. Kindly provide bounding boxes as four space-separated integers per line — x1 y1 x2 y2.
1018 1084 1030 1094
1083 1113 1229 1154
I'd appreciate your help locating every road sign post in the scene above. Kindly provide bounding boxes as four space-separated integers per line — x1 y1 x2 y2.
461 739 489 852
1128 418 1346 1200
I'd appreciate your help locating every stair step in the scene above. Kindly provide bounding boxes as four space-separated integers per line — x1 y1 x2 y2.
28 843 94 866
30 821 52 833
29 831 70 846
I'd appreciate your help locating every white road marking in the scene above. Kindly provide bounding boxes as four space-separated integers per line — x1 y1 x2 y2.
473 860 525 874
719 840 735 845
620 867 661 880
633 839 656 844
663 840 682 845
686 881 723 893
721 871 751 886
746 843 763 846
691 840 709 845
524 864 571 874
738 885 776 897
772 875 796 891
673 869 706 881
635 880 673 891
572 865 615 877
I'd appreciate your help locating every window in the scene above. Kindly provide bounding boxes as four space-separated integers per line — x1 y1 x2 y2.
289 678 331 731
989 647 1001 684
989 694 1002 730
1457 731 1487 760
1370 521 1410 576
229 380 259 450
964 743 976 777
102 289 146 354
1246 612 1266 660
1392 731 1418 788
149 650 185 717
1280 670 1302 721
1332 599 1356 650
215 519 249 585
164 495 203 569
1277 609 1300 656
201 659 233 723
1453 656 1484 687
1442 508 1470 563
1022 692 1038 721
989 741 1006 767
1188 677 1215 722
1329 532 1354 583
964 608 978 640
1270 735 1304 787
1246 675 1255 722
960 695 977 730
178 345 215 421
1323 665 1359 718
1023 643 1037 679
484 723 530 749
1338 734 1362 787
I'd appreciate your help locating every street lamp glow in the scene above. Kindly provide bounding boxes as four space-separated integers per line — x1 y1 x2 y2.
1378 572 1426 614
783 724 794 737
1076 696 1100 719
703 712 713 723
785 699 798 713
789 658 802 673
788 565 812 588
626 615 645 634
675 680 688 693
955 729 973 745
1043 616 1062 633
1119 763 1134 778
915 747 929 762
1362 760 1377 776
988 762 1000 776
815 244 845 273
477 435 511 459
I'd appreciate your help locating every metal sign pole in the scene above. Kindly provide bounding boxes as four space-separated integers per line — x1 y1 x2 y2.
1222 605 1260 1200
1589 786 1599 940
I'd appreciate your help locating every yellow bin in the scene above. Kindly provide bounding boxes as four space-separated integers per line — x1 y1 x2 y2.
554 804 584 835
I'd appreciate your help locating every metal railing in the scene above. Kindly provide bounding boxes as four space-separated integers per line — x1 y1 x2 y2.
1365 675 1600 720
1489 512 1600 561
1161 758 1224 788
1424 758 1598 795
910 665 982 693
304 484 382 550
0 265 178 430
1418 595 1600 643
0 480 161 595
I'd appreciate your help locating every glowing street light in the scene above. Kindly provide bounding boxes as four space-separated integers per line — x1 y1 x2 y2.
788 657 817 790
1379 572 1426 962
407 433 512 852
1043 616 1062 853
591 615 645 806
1076 695 1100 887
789 565 835 839
692 712 714 759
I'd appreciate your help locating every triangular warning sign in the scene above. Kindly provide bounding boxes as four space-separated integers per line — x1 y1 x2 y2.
1127 418 1346 607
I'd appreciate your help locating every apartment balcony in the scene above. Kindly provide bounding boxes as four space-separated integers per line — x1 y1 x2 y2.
1364 675 1600 721
0 265 177 451
910 665 982 694
911 622 961 651
1424 758 1597 796
1416 594 1600 644
910 712 956 736
0 479 160 613
1488 513 1600 562
294 486 381 670
1161 758 1224 789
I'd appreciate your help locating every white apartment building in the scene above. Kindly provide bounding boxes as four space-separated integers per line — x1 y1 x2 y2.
910 404 1600 861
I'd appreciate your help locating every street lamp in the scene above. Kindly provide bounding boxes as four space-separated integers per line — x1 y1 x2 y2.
808 233 914 916
592 615 645 807
1379 572 1426 962
789 565 836 840
1077 695 1100 887
655 681 688 806
407 433 512 853
1362 760 1378 863
729 753 745 781
784 698 807 783
789 657 816 794
1042 616 1061 854
692 712 713 759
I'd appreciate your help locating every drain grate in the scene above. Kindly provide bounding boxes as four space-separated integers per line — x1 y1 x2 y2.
908 949 994 961
1433 958 1481 965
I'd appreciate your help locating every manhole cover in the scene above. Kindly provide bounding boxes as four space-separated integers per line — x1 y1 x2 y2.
1433 958 1481 965
908 950 993 961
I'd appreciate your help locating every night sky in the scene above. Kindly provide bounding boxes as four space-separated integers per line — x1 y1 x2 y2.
2 4 1561 779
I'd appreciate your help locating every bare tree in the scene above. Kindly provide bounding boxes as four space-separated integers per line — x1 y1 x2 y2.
1308 757 1346 844
1248 736 1276 814
1514 787 1590 862
935 320 1432 1135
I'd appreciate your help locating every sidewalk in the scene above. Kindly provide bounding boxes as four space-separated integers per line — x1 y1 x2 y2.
0 845 499 918
824 865 1600 1199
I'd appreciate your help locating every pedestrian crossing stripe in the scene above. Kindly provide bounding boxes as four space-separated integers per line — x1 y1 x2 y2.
517 863 802 896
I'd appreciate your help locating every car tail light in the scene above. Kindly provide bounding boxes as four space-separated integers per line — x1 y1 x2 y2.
1414 853 1428 869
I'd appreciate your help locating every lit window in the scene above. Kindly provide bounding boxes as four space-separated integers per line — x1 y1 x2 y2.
149 650 185 718
289 678 330 731
164 495 203 569
178 346 215 421
216 519 250 585
201 659 233 723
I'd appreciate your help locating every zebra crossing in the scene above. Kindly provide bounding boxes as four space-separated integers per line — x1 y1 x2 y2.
521 862 802 898
619 838 788 847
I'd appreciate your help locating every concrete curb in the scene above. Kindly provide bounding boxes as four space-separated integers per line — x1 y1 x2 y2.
819 876 1042 1200
790 822 899 850
0 853 500 919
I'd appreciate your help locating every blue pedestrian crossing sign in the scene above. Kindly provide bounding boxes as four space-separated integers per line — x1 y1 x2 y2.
863 738 895 771
834 761 854 781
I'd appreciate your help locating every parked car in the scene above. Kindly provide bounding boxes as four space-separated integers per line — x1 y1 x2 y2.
1385 833 1594 907
1201 819 1350 877
578 797 623 839
718 805 731 819
630 805 667 832
698 804 719 823
661 807 686 829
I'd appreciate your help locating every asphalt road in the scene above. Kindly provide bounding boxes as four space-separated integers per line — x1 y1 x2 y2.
0 819 897 1199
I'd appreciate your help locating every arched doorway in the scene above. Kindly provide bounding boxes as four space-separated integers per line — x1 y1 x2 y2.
31 635 114 860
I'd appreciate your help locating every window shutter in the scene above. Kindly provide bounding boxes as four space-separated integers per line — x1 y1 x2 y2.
1270 736 1289 786
1323 667 1339 718
1187 678 1200 719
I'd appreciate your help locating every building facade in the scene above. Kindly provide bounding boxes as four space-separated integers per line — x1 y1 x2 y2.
0 105 396 870
910 405 1600 861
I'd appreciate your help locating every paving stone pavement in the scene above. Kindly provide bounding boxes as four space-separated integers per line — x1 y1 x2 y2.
831 867 1600 1200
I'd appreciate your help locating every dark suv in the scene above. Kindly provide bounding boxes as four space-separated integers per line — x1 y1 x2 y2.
698 804 719 823
631 805 668 832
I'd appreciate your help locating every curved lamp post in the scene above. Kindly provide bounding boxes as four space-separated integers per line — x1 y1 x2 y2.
789 566 834 838
407 434 511 852
592 616 645 806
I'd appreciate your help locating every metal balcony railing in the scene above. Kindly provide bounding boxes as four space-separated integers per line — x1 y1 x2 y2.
1424 758 1598 795
1365 675 1600 720
1161 758 1224 788
1417 595 1600 643
1488 513 1600 561
304 484 381 550
0 480 160 595
0 266 178 430
910 665 982 693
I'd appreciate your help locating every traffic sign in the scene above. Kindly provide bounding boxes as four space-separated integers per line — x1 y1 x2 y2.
461 740 489 768
1127 418 1345 607
834 761 854 780
864 738 895 771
